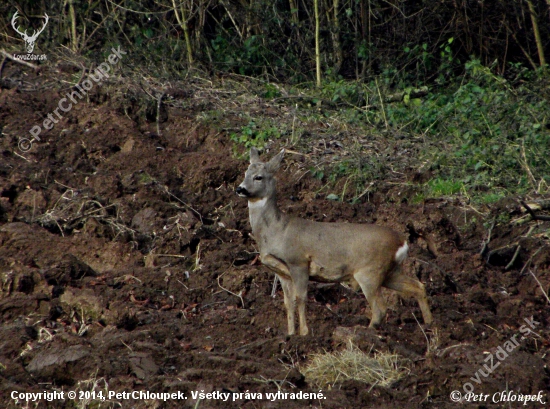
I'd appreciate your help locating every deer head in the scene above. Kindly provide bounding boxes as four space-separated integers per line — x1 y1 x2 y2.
11 11 49 53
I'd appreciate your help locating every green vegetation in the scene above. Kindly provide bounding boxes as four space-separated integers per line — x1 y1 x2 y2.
4 1 548 83
225 58 550 204
4 0 549 205
401 59 549 202
230 121 282 151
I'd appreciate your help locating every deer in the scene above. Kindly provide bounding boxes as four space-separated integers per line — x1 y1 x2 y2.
236 148 433 336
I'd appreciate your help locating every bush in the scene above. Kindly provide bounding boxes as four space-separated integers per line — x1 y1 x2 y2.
386 59 550 201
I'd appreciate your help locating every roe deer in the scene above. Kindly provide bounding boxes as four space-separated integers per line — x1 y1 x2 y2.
236 148 433 335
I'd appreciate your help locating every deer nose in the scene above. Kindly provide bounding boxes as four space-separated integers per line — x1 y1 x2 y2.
236 186 249 197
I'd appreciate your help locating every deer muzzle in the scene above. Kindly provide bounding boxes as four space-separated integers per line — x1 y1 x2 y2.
235 186 250 197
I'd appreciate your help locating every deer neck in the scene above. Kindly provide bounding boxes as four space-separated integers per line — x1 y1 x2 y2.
248 194 285 239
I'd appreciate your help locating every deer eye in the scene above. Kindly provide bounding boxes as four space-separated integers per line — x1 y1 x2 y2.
254 176 263 181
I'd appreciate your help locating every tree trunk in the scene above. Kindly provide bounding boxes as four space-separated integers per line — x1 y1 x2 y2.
525 0 546 69
289 0 299 24
68 0 78 52
331 0 342 75
172 0 194 66
314 0 321 87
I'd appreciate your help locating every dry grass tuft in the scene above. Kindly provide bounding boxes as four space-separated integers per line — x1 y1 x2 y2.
36 187 135 239
302 342 409 389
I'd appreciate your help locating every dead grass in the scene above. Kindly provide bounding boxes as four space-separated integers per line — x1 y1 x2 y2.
301 341 410 389
73 371 122 409
36 187 135 240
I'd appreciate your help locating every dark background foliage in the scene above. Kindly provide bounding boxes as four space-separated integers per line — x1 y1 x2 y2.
2 0 549 82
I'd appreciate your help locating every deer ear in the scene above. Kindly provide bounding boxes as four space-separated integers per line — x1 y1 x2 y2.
250 148 260 164
266 149 285 172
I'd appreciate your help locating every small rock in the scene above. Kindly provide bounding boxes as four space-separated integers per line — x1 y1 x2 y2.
26 345 91 374
129 352 159 380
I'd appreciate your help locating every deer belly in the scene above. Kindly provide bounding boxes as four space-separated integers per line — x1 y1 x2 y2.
308 259 350 282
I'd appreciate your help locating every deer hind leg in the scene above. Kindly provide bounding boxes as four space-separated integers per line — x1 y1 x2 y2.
354 269 387 328
383 272 433 325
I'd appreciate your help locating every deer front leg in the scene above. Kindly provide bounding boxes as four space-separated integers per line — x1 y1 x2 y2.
278 275 296 335
291 266 310 336
260 254 296 335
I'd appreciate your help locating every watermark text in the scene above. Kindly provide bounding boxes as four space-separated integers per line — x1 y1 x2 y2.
18 46 127 152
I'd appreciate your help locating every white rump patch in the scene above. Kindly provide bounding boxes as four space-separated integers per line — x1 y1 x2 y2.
395 242 409 264
248 197 267 209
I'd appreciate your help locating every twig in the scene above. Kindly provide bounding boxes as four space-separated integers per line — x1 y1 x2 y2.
415 258 461 293
54 219 65 237
217 271 244 308
13 151 30 162
0 55 6 78
502 21 538 70
114 275 142 285
522 200 550 211
194 242 201 271
156 92 165 137
521 201 550 221
54 179 78 191
528 269 550 304
519 246 544 275
0 50 39 70
160 184 204 223
412 312 430 352
121 340 133 351
435 343 471 358
480 219 496 256
505 225 535 270
374 77 388 129
284 148 309 157
324 303 341 318
177 279 188 290
520 142 538 191
505 245 521 270
72 63 89 89
219 0 243 39
271 275 279 297
80 8 116 50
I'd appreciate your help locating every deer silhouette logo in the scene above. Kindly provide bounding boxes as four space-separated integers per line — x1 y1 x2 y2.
11 11 49 53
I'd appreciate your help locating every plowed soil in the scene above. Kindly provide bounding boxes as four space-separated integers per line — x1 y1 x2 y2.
1 65 549 409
